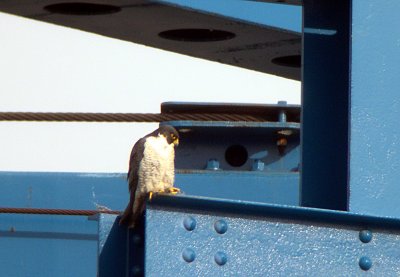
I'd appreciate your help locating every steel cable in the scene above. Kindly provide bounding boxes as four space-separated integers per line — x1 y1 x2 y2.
0 112 268 122
0 207 121 216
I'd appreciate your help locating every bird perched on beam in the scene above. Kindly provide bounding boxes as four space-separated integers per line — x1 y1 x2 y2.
119 125 180 228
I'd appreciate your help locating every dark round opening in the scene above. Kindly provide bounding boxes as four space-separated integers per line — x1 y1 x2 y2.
225 145 248 167
44 2 121 15
271 55 301 68
159 29 235 42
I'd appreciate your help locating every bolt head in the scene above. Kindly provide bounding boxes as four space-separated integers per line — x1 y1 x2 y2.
206 159 220 170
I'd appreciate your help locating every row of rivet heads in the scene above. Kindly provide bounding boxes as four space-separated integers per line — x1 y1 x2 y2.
359 230 373 271
182 216 228 266
183 221 374 271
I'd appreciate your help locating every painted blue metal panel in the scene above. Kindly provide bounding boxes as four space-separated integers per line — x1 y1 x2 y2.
0 172 127 210
168 121 299 172
302 0 400 217
176 172 299 205
0 171 299 207
349 1 400 218
97 214 131 277
145 195 400 276
159 0 302 33
0 214 97 277
97 214 148 277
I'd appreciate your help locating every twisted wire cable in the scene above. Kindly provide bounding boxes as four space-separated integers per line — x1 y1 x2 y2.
0 112 269 122
0 207 121 216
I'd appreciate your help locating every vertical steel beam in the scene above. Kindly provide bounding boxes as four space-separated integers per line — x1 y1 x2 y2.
302 0 400 218
301 0 351 210
349 0 400 217
98 214 128 277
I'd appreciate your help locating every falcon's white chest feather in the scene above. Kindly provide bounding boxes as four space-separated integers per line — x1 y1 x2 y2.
137 135 175 193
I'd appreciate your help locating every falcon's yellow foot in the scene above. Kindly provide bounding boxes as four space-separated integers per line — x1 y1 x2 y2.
149 191 162 201
165 187 181 194
148 189 166 201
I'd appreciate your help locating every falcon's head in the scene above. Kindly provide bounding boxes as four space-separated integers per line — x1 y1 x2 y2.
157 125 179 146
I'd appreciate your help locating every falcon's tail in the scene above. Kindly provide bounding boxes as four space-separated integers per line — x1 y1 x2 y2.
119 200 134 227
119 195 146 228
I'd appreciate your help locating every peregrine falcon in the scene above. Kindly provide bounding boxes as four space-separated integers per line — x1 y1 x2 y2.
119 125 180 228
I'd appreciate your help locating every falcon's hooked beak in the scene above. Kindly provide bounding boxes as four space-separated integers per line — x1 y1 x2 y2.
168 133 179 146
173 137 179 146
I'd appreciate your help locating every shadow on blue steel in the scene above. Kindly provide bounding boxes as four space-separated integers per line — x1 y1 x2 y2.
301 0 350 211
97 214 144 277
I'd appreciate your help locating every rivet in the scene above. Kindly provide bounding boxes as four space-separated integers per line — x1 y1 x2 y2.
214 251 228 266
359 256 372 271
182 248 196 263
214 219 228 234
359 230 373 243
183 216 196 231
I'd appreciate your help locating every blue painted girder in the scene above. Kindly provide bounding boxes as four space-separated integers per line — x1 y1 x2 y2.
0 213 98 277
301 0 400 218
0 171 299 209
145 195 400 276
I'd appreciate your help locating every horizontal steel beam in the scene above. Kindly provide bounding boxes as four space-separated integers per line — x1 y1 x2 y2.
145 195 400 275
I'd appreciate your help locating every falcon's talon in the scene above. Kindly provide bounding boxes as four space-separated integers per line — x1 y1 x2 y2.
165 187 181 194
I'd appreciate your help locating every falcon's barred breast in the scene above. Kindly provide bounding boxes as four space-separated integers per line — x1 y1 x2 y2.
119 125 180 228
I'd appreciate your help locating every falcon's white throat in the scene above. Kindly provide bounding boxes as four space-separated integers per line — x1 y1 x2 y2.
137 134 175 194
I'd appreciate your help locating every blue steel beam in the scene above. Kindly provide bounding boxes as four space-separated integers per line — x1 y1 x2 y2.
0 213 97 277
97 214 133 277
176 172 299 205
145 195 400 276
159 0 302 32
301 0 350 211
349 1 400 218
97 214 145 277
301 0 400 218
0 170 299 208
0 172 127 211
169 121 300 172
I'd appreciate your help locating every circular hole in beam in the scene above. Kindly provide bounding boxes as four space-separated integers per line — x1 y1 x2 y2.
44 2 121 15
271 55 301 68
159 29 235 42
225 145 248 167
